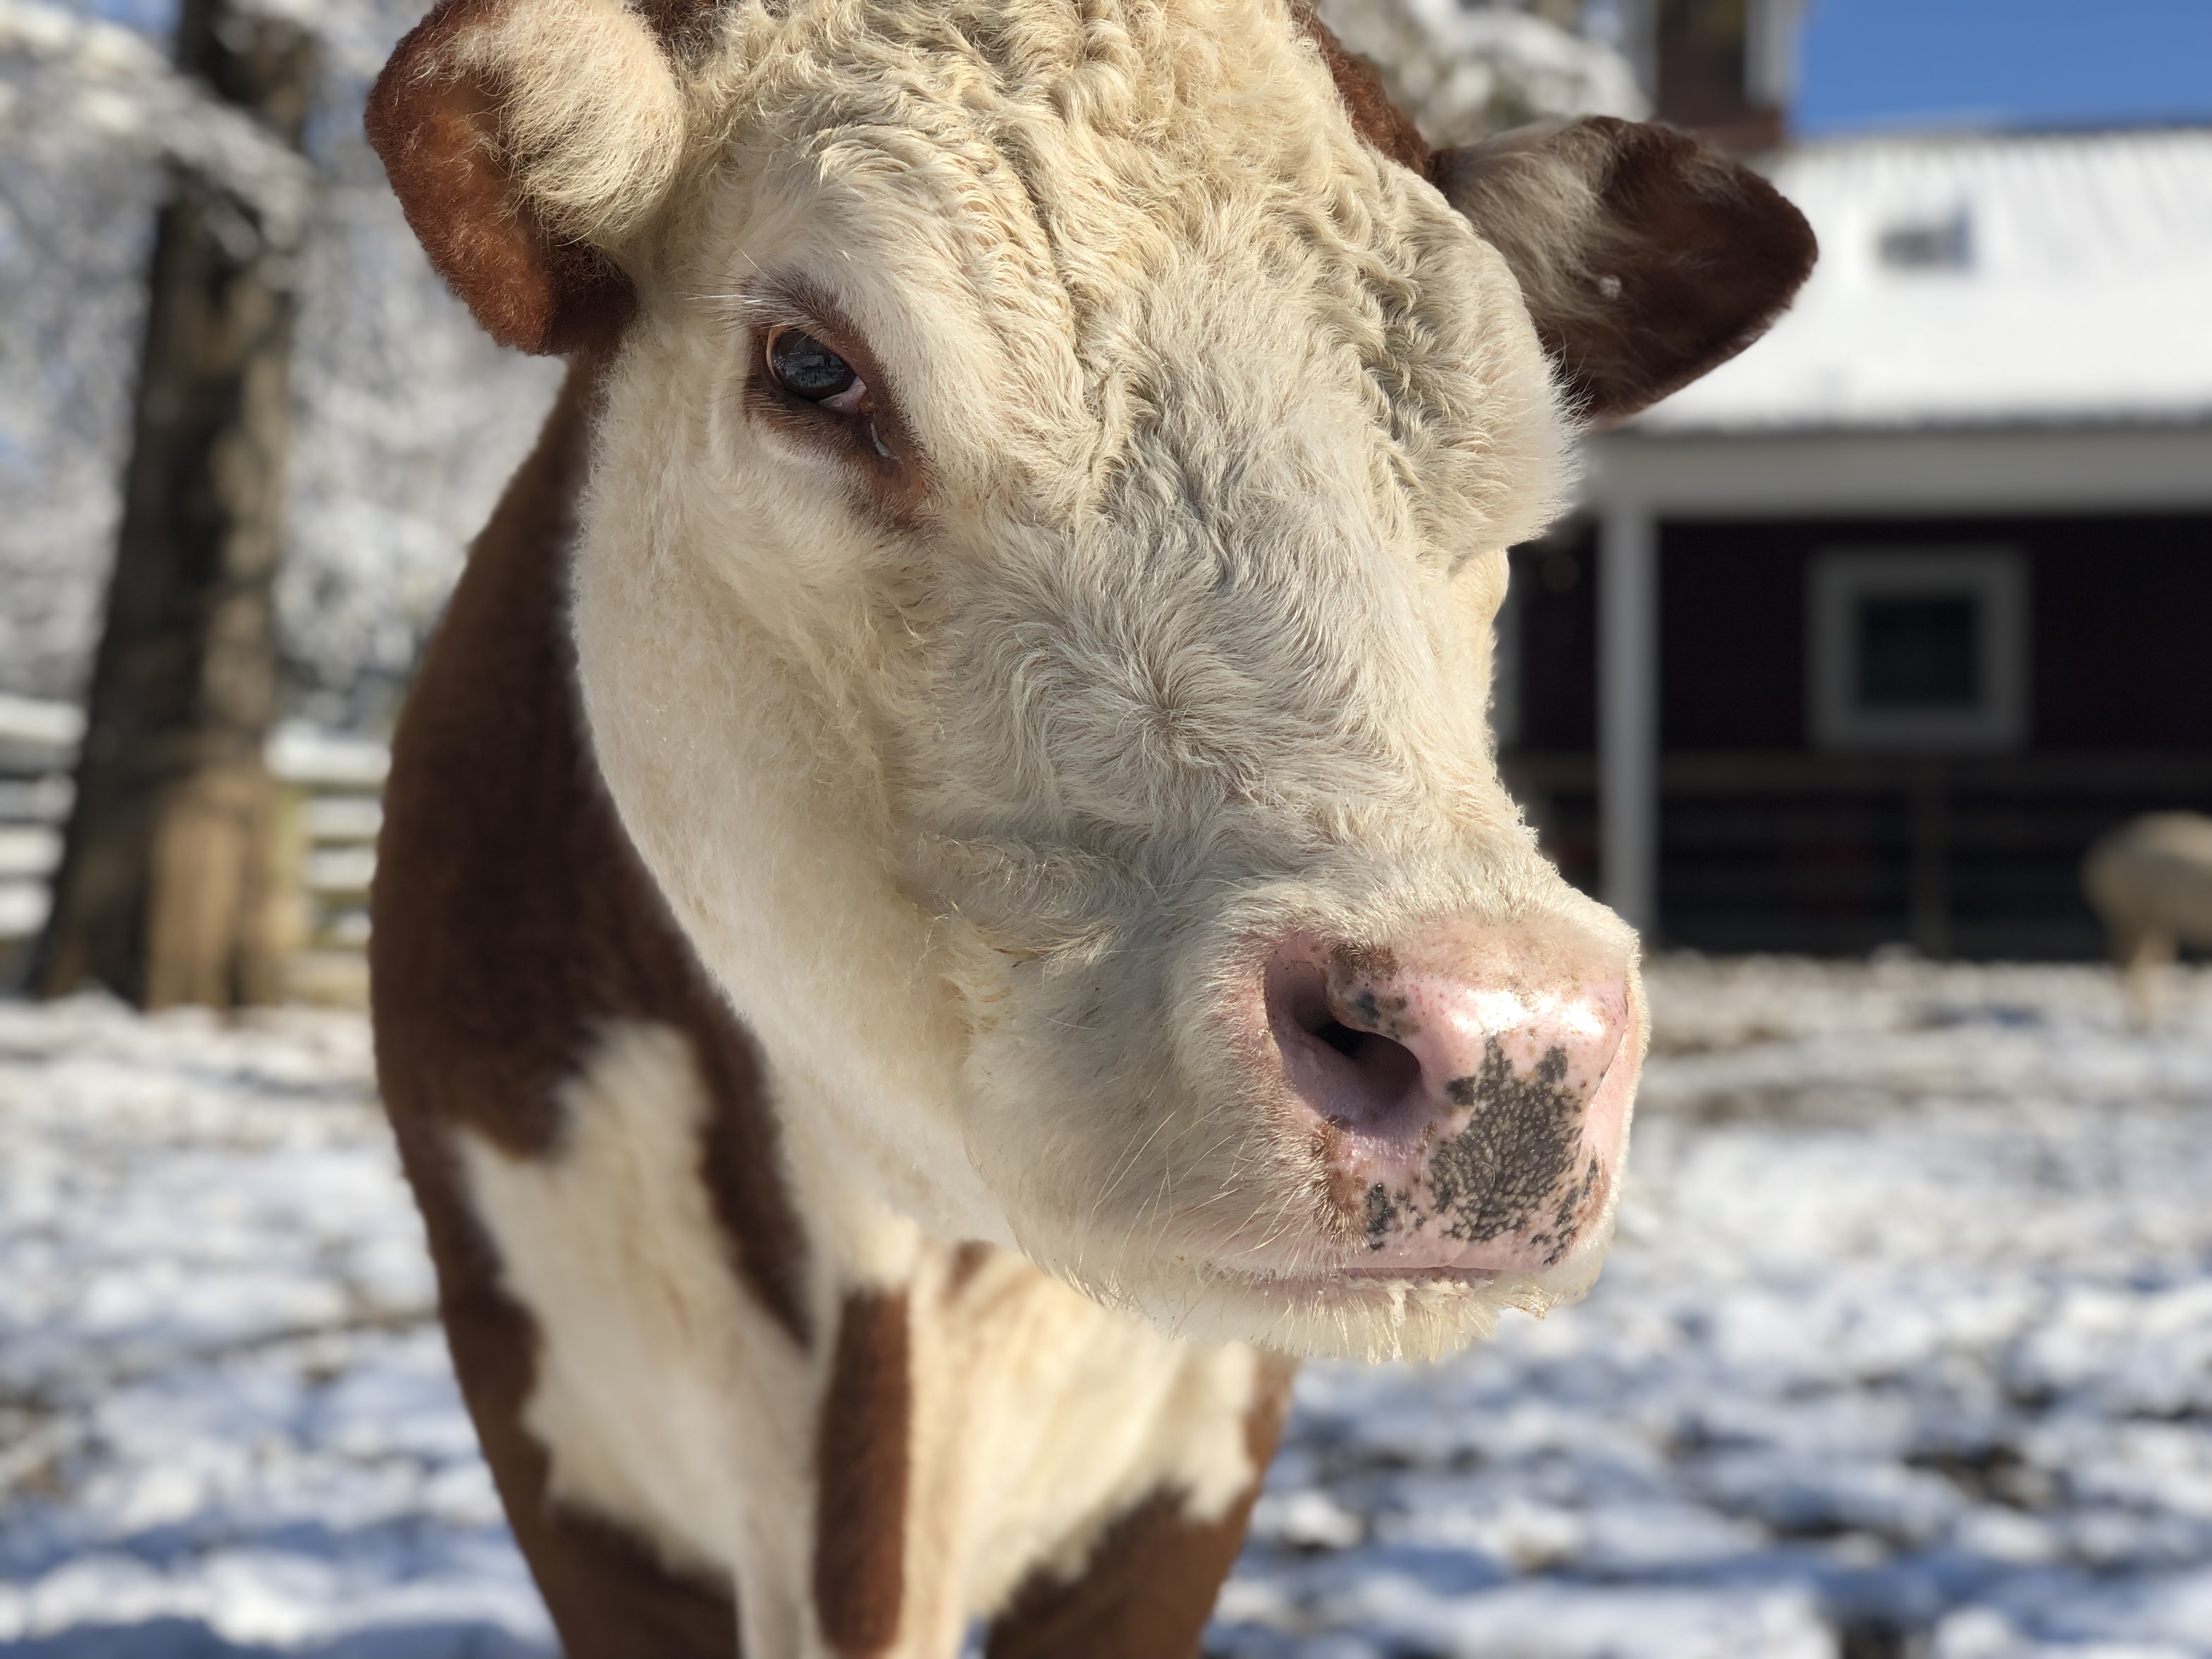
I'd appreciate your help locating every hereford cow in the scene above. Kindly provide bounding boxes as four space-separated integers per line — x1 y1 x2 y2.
2085 812 2212 1029
363 0 1813 1651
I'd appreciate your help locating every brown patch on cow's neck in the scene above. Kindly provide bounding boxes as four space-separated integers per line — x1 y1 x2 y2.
371 358 812 1345
985 1353 1296 1659
1291 4 1432 176
815 1288 913 1656
371 360 776 1650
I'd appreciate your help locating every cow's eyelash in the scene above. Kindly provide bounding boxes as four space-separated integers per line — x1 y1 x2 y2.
757 345 895 467
737 309 927 518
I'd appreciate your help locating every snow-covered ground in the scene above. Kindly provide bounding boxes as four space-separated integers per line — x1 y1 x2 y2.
0 998 545 1655
5 958 2212 1658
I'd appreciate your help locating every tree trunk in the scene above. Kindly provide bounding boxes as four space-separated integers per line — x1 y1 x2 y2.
34 0 315 1009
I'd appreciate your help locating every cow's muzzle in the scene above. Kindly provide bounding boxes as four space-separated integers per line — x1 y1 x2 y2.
1256 923 1639 1277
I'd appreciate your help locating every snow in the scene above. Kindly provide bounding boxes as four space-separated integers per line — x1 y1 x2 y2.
1640 131 2212 434
0 1 312 240
0 996 549 1654
7 958 2212 1656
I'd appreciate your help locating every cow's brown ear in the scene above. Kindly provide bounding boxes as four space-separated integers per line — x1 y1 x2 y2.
1432 117 1816 426
365 0 695 355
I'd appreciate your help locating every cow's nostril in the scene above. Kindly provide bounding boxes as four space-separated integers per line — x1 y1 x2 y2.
1321 1026 1423 1126
1311 1019 1364 1059
1266 954 1426 1138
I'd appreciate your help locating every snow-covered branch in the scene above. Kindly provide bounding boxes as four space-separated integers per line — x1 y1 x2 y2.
0 0 311 243
1317 0 1646 144
0 0 560 720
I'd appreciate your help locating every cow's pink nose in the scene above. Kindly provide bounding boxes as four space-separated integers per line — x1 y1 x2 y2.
1262 932 1637 1273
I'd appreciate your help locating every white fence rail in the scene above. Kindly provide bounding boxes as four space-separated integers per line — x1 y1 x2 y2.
0 696 387 1003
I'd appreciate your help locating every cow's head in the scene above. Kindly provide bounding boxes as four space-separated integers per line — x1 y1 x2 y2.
370 0 1811 1357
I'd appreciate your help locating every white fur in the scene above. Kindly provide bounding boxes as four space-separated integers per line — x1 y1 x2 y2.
461 1022 1273 1657
2084 812 2212 1029
445 0 1644 1362
435 0 689 249
457 1023 815 1654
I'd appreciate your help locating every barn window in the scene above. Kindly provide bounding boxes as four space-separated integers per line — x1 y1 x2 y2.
1809 549 2028 752
1878 207 1974 272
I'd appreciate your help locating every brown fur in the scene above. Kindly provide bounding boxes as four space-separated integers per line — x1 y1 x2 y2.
364 1 634 354
1294 3 1816 420
984 1356 1295 1659
634 0 730 57
1294 4 1432 175
370 359 811 1339
1433 116 1817 424
370 364 814 1651
816 1290 915 1656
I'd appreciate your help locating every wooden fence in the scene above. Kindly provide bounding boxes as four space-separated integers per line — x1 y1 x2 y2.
0 696 387 1003
1501 749 2212 959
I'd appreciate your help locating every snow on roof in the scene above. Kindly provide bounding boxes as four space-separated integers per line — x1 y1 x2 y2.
1637 127 2212 433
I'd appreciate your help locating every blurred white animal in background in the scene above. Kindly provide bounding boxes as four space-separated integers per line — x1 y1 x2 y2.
2084 812 2212 1028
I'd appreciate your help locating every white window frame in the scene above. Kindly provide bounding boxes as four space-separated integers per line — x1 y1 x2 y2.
1808 548 2029 753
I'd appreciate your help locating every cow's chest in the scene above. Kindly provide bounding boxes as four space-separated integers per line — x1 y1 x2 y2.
454 1018 1279 1656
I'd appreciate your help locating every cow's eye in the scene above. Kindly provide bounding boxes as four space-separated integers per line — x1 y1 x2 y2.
767 327 863 410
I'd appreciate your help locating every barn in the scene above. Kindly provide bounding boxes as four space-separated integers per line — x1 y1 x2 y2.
1499 124 2212 960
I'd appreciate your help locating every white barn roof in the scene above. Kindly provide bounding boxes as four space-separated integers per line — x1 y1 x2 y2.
1637 127 2212 433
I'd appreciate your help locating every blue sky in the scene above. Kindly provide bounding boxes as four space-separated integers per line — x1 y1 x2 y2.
1796 0 2212 134
61 0 2212 137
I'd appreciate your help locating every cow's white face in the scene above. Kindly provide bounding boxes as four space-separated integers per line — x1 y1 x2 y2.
373 0 1810 1358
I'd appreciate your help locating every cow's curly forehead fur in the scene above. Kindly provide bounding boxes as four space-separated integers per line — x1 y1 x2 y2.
618 0 1577 943
641 0 1573 537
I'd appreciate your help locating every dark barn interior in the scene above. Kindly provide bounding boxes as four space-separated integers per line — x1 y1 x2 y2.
1502 512 2212 958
